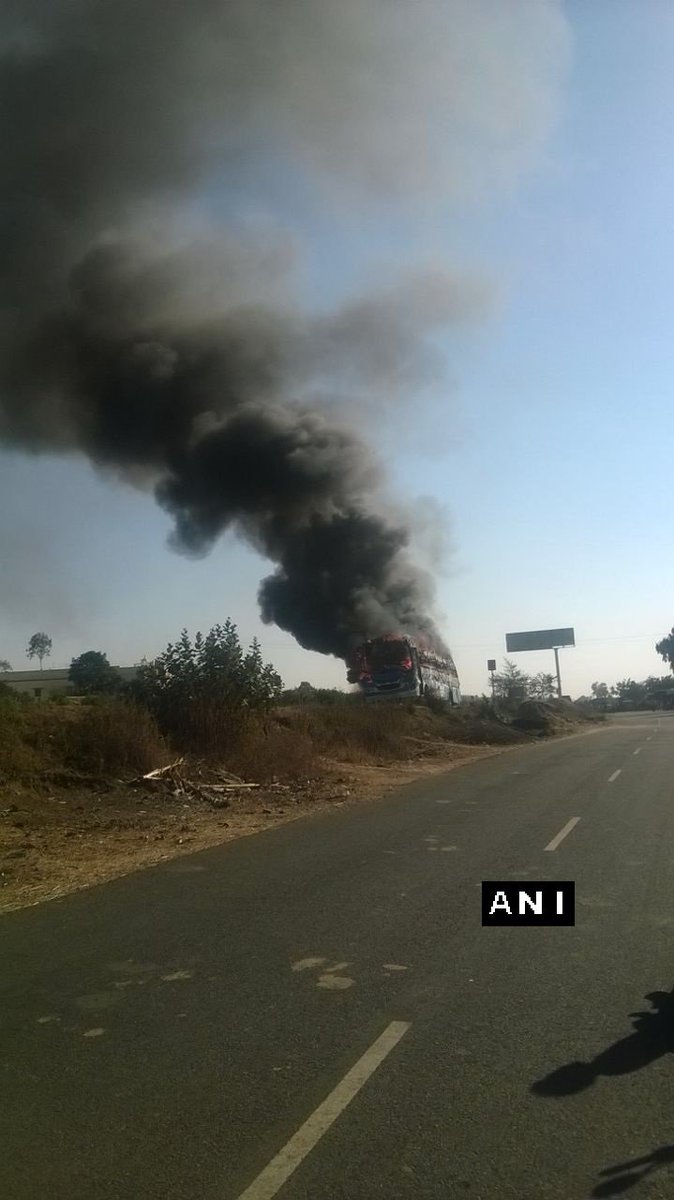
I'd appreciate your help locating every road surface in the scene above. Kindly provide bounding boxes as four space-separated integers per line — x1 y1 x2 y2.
3 711 674 1199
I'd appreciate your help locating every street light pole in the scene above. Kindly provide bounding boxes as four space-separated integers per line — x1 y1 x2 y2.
487 658 496 701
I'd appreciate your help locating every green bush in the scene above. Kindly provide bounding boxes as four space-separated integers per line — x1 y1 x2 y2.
130 622 283 754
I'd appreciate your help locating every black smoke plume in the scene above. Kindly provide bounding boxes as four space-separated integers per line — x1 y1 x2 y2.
0 1 567 659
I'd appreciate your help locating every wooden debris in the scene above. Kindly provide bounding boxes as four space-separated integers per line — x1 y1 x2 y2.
131 759 259 805
142 758 186 780
202 783 260 791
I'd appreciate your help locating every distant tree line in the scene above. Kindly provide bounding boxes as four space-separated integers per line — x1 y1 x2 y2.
582 627 674 710
580 676 674 711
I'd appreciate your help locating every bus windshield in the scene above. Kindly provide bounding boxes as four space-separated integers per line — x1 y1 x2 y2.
366 639 413 670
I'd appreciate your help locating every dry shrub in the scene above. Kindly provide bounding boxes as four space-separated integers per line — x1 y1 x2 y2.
64 700 169 776
274 698 535 758
178 698 250 757
428 702 526 745
436 714 526 745
0 699 61 779
137 695 251 758
229 720 318 781
276 702 413 762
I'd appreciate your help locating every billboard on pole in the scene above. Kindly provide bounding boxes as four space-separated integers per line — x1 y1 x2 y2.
505 628 575 653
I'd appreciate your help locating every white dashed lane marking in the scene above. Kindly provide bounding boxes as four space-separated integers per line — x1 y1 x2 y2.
633 748 642 756
544 817 580 852
608 769 622 783
235 1021 411 1200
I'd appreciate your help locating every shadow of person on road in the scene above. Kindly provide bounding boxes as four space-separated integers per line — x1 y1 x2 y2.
531 988 674 1097
591 1144 674 1196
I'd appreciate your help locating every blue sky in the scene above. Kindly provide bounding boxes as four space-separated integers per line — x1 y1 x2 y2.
2 2 674 697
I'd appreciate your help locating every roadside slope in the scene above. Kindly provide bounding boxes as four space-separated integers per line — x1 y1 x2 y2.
0 698 597 912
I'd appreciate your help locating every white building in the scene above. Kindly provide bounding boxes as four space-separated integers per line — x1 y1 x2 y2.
0 667 138 699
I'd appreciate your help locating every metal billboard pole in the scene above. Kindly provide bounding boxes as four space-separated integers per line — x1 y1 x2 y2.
553 647 562 698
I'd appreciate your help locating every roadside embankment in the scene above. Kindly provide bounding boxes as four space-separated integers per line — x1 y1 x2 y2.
0 695 599 912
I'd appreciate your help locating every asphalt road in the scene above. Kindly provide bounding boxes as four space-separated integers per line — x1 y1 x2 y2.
3 711 674 1200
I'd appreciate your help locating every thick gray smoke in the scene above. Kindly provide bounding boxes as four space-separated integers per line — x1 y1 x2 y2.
0 1 568 658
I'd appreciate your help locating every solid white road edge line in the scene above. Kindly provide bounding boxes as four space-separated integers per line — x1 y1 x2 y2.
235 1021 411 1200
608 769 622 783
544 817 580 852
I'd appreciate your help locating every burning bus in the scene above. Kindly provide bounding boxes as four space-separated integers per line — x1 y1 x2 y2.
347 633 461 703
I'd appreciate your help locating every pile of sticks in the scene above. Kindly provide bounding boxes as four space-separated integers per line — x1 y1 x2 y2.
133 758 261 807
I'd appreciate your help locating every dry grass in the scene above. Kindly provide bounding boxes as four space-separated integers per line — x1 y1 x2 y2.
0 697 168 781
0 693 587 792
270 699 532 759
0 700 62 780
228 721 318 781
272 702 416 763
157 697 249 758
62 701 169 775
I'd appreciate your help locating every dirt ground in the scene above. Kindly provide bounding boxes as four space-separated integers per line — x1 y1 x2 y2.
0 743 503 914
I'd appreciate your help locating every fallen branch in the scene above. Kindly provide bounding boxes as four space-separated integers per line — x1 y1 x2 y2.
141 757 185 780
203 782 260 791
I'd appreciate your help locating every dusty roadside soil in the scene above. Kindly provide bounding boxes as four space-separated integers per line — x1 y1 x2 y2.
0 743 505 914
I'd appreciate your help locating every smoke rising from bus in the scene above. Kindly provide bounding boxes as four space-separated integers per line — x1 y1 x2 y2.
0 1 568 659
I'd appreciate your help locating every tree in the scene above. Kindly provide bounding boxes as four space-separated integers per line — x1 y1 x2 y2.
613 678 647 708
68 650 121 695
530 672 557 701
26 632 52 670
644 675 674 692
644 675 674 710
591 681 610 709
0 659 11 672
493 658 530 704
130 622 283 751
656 628 674 673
